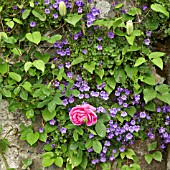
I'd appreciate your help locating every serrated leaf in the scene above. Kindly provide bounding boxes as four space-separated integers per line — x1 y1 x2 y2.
33 59 45 72
9 72 21 82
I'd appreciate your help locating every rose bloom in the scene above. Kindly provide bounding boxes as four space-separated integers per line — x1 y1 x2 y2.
69 104 97 126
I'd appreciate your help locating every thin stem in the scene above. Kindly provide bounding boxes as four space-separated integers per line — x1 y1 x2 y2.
0 15 5 32
0 151 9 169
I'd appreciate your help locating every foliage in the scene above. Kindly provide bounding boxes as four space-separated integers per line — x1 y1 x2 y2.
0 0 170 169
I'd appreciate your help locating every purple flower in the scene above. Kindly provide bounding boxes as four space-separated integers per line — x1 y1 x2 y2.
144 38 150 45
44 0 50 5
100 156 106 162
91 159 99 165
140 111 146 118
13 6 18 10
75 0 84 7
119 146 125 152
108 31 115 38
35 2 38 5
126 133 133 140
159 127 166 134
102 146 108 153
89 133 94 138
104 141 111 146
112 149 117 153
39 128 44 133
146 31 151 37
109 155 115 161
53 14 58 19
97 44 102 50
97 37 102 41
45 9 50 14
30 21 36 27
65 62 71 68
68 96 74 103
88 148 93 152
120 9 126 14
49 119 56 125
82 49 87 54
78 94 84 99
96 106 106 113
62 99 68 106
156 107 162 112
143 5 148 11
60 127 67 134
67 72 72 78
78 7 83 13
58 64 64 69
84 93 90 98
121 111 127 117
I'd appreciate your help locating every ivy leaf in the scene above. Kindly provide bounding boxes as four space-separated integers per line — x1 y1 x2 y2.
95 121 106 138
157 93 170 105
42 157 54 167
33 60 45 72
83 61 96 74
147 141 157 151
95 68 105 79
145 154 153 164
151 58 163 70
32 9 46 21
71 56 84 65
125 106 136 117
26 31 41 45
148 52 165 59
143 88 157 103
42 107 56 122
134 58 146 67
93 140 102 154
22 9 31 19
142 74 156 85
26 132 39 146
39 133 47 142
9 72 21 82
6 21 14 29
24 62 32 72
125 35 135 45
151 3 169 17
47 34 62 44
152 151 162 162
65 14 83 27
106 77 116 90
54 157 63 167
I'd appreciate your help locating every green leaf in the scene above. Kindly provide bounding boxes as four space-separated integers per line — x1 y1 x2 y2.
71 149 82 167
48 100 56 113
151 3 169 17
151 58 163 70
73 130 78 141
33 60 45 72
127 7 141 16
34 52 50 63
93 140 102 154
142 74 156 85
125 65 138 79
39 133 47 142
0 63 8 75
71 56 84 65
85 138 93 149
157 93 170 105
148 52 165 59
20 89 28 100
145 154 153 164
147 141 157 152
42 108 56 122
26 132 39 146
95 68 105 79
72 90 80 97
22 81 32 92
26 109 34 119
134 58 146 67
24 62 32 72
75 127 84 135
65 14 83 27
143 88 157 103
114 68 127 83
41 152 54 158
80 156 87 169
125 106 136 117
144 102 156 111
152 151 162 162
100 162 111 170
32 9 46 21
22 158 32 169
83 61 96 74
54 157 63 167
95 121 106 138
47 34 62 44
106 77 116 89
155 84 169 93
22 9 31 19
2 88 11 97
42 157 54 167
125 35 135 45
98 113 111 123
6 21 14 28
26 31 41 45
13 18 23 24
9 72 21 82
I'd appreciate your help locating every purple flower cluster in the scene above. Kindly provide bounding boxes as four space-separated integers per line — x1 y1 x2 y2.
86 7 100 27
75 0 84 13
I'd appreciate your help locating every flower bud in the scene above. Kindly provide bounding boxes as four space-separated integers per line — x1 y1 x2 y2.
126 20 133 35
59 1 67 17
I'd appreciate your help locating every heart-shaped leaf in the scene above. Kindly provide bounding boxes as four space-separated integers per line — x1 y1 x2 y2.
26 31 41 45
26 132 39 146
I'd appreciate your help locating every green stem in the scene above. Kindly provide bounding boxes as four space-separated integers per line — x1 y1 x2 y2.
0 151 9 169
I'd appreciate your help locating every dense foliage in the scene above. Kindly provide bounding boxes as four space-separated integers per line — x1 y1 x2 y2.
0 0 170 169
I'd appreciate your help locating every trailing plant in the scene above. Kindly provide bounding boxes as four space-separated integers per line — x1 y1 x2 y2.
0 0 170 169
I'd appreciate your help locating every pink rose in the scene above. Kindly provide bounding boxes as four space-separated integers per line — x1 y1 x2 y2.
69 104 97 126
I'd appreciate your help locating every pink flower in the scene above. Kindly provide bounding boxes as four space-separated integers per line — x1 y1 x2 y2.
69 104 97 126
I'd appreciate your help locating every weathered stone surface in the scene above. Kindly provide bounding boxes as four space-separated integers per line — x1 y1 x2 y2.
167 144 170 170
